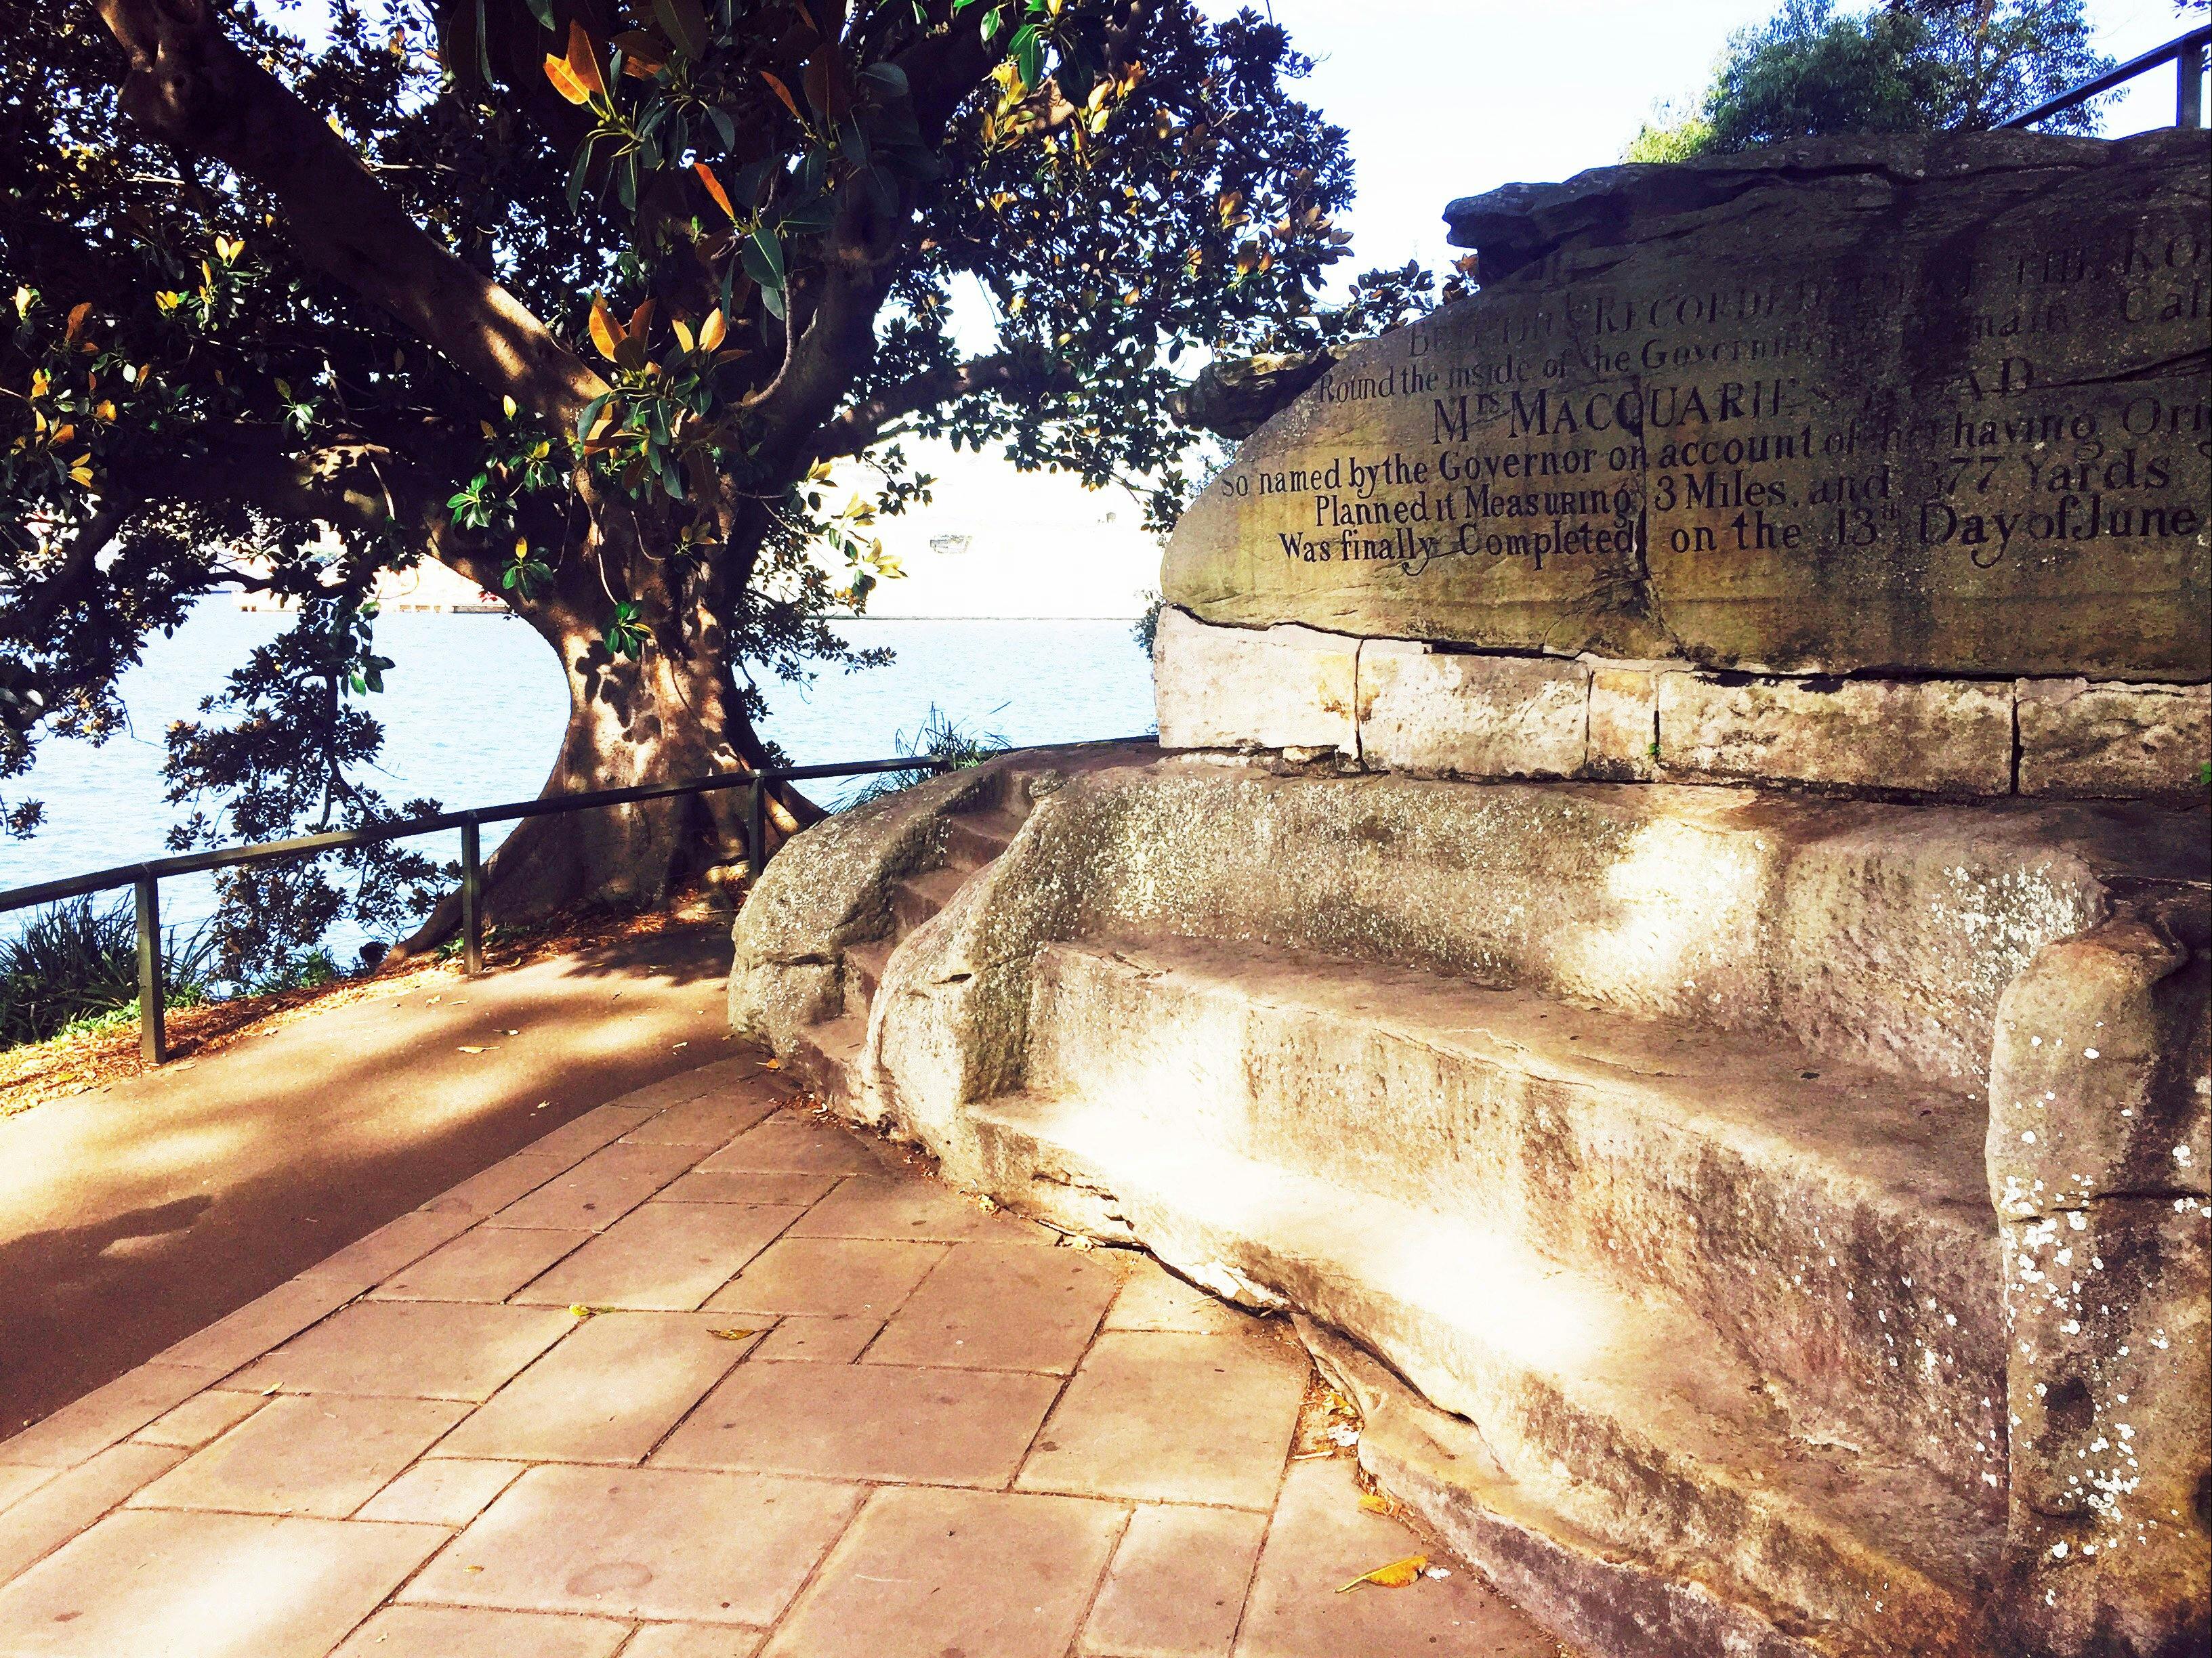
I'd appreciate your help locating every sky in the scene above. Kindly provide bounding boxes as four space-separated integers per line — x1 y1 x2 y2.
858 0 2205 617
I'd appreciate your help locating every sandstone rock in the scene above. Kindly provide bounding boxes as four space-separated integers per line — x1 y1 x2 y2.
1167 345 1349 440
1656 672 2014 796
2018 679 2212 803
1151 606 1357 754
1356 646 1587 778
1583 666 1657 780
1164 131 2211 681
1985 892 2211 1657
726 763 1000 1050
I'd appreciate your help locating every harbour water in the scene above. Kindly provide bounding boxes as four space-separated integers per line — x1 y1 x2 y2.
0 608 1157 954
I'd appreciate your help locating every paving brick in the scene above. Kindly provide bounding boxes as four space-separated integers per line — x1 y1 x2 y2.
432 1313 757 1465
1081 1504 1268 1657
1106 1259 1258 1336
300 1208 476 1286
486 1141 699 1231
403 1464 860 1625
1234 1459 1563 1657
514 1202 801 1311
523 1104 661 1164
0 1465 55 1514
418 1152 573 1217
0 1441 186 1585
867 1243 1117 1374
764 1487 1123 1658
611 1057 757 1113
355 1457 526 1527
1018 1331 1306 1510
654 1361 1059 1487
619 1091 780 1146
148 1274 364 1377
695 1116 886 1175
129 1394 467 1518
372 1225 591 1302
654 1170 841 1207
231 1299 576 1401
0 1508 445 1657
622 1624 766 1658
705 1235 945 1318
0 1363 213 1469
785 1174 1048 1245
749 1315 879 1363
131 1390 267 1449
330 1604 631 1658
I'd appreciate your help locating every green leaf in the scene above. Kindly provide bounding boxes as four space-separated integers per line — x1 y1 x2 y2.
1009 21 1041 89
523 0 556 27
749 224 785 283
652 0 711 58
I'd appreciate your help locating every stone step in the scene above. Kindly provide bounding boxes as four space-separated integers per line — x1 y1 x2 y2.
957 1087 2005 1658
789 1013 867 1107
846 940 893 1010
892 866 972 934
1019 939 2005 1507
942 807 1025 870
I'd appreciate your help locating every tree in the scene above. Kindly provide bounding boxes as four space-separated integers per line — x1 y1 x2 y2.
1625 0 2114 161
1 0 1375 973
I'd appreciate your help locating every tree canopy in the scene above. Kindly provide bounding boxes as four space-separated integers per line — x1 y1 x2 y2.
1625 0 2115 161
1 1 1438 978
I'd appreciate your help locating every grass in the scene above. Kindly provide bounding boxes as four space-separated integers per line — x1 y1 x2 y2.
0 896 217 1050
843 704 1011 807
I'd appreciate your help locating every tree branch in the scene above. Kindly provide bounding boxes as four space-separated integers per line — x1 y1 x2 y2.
811 351 1079 458
1 498 133 645
87 0 606 426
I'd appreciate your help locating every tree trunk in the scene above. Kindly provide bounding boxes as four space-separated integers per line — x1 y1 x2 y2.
393 522 822 957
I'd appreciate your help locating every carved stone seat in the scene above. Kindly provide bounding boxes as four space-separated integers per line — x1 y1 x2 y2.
732 752 2209 1657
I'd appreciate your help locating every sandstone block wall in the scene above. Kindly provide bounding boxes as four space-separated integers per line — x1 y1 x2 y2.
1154 607 2212 803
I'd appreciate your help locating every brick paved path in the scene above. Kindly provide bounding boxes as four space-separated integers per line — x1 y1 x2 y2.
0 1057 1565 1658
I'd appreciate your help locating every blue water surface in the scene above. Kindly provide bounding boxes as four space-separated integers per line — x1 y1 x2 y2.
0 607 1156 951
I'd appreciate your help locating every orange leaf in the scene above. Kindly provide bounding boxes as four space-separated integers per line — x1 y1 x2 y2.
564 18 608 100
759 69 802 121
64 301 91 341
1337 1554 1427 1593
692 161 737 222
587 292 625 362
697 307 726 351
543 50 591 104
627 297 656 345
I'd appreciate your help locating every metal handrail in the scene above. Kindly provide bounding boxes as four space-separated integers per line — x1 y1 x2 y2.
1999 24 2209 130
0 753 951 1064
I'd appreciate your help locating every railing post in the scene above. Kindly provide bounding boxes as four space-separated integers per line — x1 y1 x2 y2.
460 817 483 977
746 778 766 880
2183 38 2207 128
134 870 166 1065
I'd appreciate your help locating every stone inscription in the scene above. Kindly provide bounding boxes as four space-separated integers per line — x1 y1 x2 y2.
1163 143 2211 679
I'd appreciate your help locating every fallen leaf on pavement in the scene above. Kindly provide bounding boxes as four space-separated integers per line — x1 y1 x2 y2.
1358 1493 1391 1514
709 1327 757 1341
1338 1554 1427 1593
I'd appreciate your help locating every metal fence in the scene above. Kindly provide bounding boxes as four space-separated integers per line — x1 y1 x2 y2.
1999 24 2209 130
0 756 948 1065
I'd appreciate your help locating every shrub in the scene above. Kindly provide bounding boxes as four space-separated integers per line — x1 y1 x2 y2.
843 706 1012 808
0 895 215 1048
